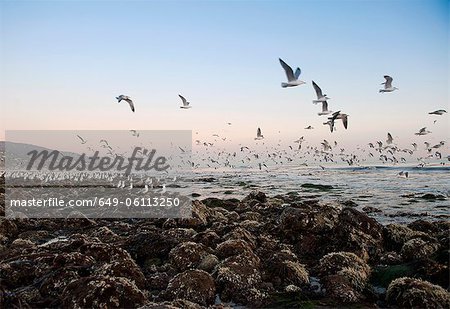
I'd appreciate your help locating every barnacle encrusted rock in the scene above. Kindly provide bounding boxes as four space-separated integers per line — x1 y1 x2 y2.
316 251 371 303
164 270 216 306
168 241 209 271
400 237 439 261
386 277 450 308
62 276 147 308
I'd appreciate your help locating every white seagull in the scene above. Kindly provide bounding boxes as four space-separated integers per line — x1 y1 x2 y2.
415 127 431 136
379 75 398 93
116 95 135 112
312 81 330 103
77 135 87 144
428 109 447 115
386 133 393 144
279 58 305 88
178 94 192 109
255 127 264 140
328 111 348 131
317 101 332 116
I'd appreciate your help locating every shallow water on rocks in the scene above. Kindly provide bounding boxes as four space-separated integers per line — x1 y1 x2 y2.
184 165 450 224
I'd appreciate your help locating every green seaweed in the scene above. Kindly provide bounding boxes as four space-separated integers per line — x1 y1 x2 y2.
371 263 415 288
301 183 334 191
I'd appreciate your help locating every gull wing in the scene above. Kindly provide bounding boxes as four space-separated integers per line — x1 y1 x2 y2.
77 135 85 143
312 81 323 99
294 67 301 79
387 133 393 143
124 98 135 112
322 101 328 112
342 115 348 129
178 94 189 106
384 75 393 88
257 127 262 137
279 58 296 82
330 111 341 121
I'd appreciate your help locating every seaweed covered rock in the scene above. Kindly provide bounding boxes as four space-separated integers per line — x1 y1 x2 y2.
62 276 147 308
316 252 371 303
400 237 439 261
384 223 426 250
279 203 339 238
164 270 216 306
214 254 266 306
331 207 384 261
168 241 210 271
265 249 309 288
386 277 450 308
216 239 255 259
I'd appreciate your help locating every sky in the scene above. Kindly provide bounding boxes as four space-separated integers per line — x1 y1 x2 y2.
0 0 448 150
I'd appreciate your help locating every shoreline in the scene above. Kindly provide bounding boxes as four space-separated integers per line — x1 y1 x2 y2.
1 189 449 308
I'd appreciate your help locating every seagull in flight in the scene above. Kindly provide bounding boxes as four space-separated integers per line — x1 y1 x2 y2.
279 58 305 88
255 127 264 140
317 101 332 116
415 127 431 136
304 125 314 130
312 81 330 103
178 94 192 109
428 109 447 115
327 111 348 131
116 95 135 112
77 135 87 144
379 75 398 93
386 133 393 144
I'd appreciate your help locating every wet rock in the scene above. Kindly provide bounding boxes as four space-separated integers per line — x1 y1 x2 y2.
323 274 362 303
124 229 179 264
192 230 221 248
223 227 257 249
242 191 267 204
420 193 446 200
386 277 450 308
379 251 403 265
400 238 439 261
89 226 121 243
331 207 384 261
177 200 210 228
280 204 339 236
216 239 254 260
407 219 440 234
384 223 427 251
169 241 210 271
265 250 309 288
414 258 449 288
316 252 371 303
340 199 358 207
201 197 239 211
165 270 216 306
197 254 219 272
0 218 18 239
240 211 263 222
362 206 382 213
62 276 147 308
214 254 265 306
301 183 334 191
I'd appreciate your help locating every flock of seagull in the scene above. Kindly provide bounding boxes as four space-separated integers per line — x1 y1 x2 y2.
109 58 448 172
114 58 411 138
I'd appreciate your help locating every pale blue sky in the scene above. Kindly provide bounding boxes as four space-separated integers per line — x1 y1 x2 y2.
0 0 448 148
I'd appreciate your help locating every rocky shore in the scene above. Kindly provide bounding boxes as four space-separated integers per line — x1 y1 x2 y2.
1 187 449 308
